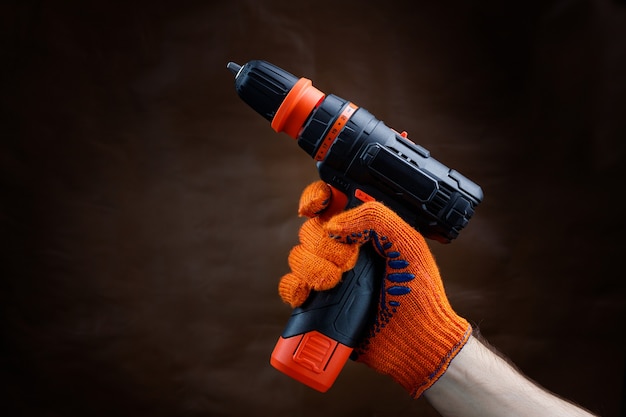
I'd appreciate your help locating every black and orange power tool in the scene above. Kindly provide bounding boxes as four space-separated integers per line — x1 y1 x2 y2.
227 59 483 392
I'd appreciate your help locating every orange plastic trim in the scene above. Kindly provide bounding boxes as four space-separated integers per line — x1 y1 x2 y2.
270 332 353 393
354 188 376 203
271 78 325 139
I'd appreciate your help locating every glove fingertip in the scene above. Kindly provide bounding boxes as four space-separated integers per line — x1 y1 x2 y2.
298 181 331 218
278 273 310 308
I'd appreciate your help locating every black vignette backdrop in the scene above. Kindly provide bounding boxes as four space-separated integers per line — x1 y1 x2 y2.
1 1 625 416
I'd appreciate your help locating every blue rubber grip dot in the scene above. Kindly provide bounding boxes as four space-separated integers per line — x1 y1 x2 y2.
387 285 411 296
387 272 415 283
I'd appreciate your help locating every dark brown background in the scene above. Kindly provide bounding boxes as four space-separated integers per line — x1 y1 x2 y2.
2 1 625 416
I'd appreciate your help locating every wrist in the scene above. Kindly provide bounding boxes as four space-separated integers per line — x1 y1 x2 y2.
424 335 597 417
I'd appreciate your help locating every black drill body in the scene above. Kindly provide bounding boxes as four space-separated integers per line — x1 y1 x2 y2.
229 60 482 243
228 59 483 390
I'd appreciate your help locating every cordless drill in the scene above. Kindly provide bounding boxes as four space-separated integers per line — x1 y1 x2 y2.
227 60 483 393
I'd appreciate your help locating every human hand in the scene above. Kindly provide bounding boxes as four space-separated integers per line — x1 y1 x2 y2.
278 181 471 398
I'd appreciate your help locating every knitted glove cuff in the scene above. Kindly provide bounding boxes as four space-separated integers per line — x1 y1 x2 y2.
369 319 472 398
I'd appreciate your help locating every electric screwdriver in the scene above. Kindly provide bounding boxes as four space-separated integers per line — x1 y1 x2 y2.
227 59 483 393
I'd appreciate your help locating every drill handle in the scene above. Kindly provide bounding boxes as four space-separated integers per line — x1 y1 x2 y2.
270 243 384 392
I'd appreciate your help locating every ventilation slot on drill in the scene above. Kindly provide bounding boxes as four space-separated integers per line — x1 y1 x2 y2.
428 185 452 214
389 146 412 163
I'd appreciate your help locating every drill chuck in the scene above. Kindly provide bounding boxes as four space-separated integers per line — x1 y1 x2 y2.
228 60 300 123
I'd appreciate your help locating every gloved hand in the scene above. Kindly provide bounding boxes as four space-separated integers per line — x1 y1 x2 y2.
279 181 472 398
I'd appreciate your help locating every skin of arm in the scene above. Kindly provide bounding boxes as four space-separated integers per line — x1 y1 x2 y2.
423 335 597 417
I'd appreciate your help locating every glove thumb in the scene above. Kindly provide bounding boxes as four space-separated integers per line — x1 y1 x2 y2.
325 201 415 247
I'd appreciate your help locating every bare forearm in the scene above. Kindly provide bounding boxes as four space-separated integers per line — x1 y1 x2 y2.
424 336 596 417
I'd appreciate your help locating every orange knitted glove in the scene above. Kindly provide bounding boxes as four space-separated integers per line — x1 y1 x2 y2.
278 181 472 398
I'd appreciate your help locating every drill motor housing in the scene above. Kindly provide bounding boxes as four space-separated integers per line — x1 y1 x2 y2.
300 92 481 243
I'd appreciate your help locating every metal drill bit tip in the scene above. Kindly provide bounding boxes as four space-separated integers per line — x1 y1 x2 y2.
227 62 242 77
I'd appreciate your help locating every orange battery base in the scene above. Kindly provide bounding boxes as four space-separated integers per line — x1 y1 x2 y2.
270 331 353 393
